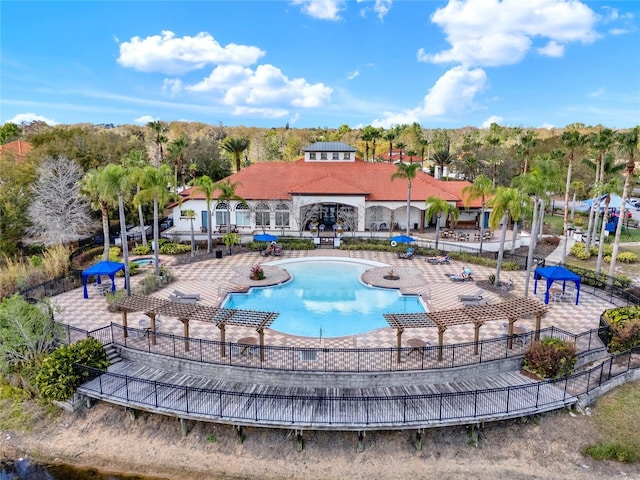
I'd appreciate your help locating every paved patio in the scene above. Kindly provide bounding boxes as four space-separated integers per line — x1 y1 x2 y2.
52 248 612 351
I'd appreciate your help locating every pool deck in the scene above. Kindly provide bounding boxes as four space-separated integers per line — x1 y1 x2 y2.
53 249 612 350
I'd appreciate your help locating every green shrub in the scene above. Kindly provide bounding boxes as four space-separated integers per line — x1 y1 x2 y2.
570 242 591 260
583 443 636 463
29 255 42 267
523 337 577 379
159 242 191 254
35 338 108 401
616 251 638 264
108 246 121 261
131 244 151 255
602 306 640 353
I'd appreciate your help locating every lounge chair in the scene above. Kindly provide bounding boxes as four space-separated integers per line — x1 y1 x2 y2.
461 297 489 307
447 268 473 282
173 290 201 301
398 247 414 259
457 289 485 302
427 255 450 265
169 294 198 304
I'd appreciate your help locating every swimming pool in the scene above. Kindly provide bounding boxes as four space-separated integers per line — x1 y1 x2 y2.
223 259 426 337
131 257 157 267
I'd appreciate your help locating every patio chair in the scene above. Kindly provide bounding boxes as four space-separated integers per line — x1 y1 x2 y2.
457 289 485 302
427 255 450 265
398 247 414 259
461 297 489 307
173 290 201 301
448 268 473 282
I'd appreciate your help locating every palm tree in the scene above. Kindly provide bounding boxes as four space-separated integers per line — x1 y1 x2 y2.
584 128 615 250
592 179 622 273
394 142 407 163
485 132 503 187
81 169 113 261
167 133 189 190
561 128 585 259
487 187 522 287
608 127 639 283
432 137 453 180
221 137 250 172
391 163 422 236
214 179 246 253
189 175 217 253
517 129 538 174
370 127 382 162
462 174 494 253
146 120 167 167
418 136 430 170
383 129 397 163
100 164 133 295
361 126 376 162
134 165 175 276
124 149 149 246
425 196 459 251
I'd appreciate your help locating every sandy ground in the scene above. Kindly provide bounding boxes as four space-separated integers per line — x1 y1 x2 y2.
2 401 640 480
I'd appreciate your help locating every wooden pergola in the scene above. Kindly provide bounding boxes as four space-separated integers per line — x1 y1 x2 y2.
385 298 547 362
115 294 278 360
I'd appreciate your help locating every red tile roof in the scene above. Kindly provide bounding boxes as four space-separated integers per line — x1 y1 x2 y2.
0 140 32 163
180 158 482 207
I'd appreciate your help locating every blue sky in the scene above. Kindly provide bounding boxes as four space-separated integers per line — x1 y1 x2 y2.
1 0 638 130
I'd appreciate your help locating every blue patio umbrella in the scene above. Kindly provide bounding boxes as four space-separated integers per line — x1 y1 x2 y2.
390 235 415 245
254 233 278 242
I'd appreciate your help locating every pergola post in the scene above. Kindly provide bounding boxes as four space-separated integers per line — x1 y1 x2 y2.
507 318 515 350
473 323 481 355
182 319 190 351
258 328 265 362
437 327 445 362
219 324 226 358
534 313 542 341
122 310 128 338
149 312 157 346
396 327 404 364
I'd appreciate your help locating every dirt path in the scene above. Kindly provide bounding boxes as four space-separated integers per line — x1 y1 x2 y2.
2 402 640 480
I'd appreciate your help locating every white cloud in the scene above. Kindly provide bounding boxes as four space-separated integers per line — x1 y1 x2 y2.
371 66 487 127
482 115 503 128
588 88 605 98
347 70 360 80
8 113 57 125
231 106 289 119
117 31 265 75
162 78 183 96
134 115 156 124
357 0 392 21
188 64 332 108
291 0 344 20
609 28 630 35
421 0 599 68
289 113 301 125
537 40 565 57
539 122 556 130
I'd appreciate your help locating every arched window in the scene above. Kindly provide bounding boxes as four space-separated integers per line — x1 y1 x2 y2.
275 203 290 228
215 202 228 226
235 203 250 227
255 202 270 227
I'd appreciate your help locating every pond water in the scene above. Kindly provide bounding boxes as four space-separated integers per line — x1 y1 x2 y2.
0 459 167 480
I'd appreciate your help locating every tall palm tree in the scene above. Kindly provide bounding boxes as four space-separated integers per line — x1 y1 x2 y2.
100 164 133 295
487 187 522 287
485 132 503 187
608 127 639 283
394 142 407 163
432 137 453 180
370 127 382 162
391 163 422 236
462 174 494 253
425 197 459 251
214 179 246 253
189 175 217 254
418 136 430 171
167 133 189 190
81 169 113 261
361 126 376 162
584 128 615 250
517 129 538 174
146 120 167 167
383 129 397 164
134 165 175 276
561 128 585 260
592 179 622 273
221 137 250 172
124 149 149 246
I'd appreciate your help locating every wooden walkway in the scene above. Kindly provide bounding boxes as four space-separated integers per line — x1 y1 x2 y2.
78 359 577 430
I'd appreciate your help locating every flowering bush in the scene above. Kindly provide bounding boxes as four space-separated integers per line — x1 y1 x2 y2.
250 265 265 280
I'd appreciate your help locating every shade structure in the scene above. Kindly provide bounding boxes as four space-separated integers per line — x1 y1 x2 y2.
533 265 581 305
82 260 125 298
254 233 278 242
390 235 415 244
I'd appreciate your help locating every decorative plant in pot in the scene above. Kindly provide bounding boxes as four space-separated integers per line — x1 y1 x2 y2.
250 264 265 281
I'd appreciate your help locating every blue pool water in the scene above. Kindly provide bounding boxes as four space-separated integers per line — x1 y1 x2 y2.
131 257 157 267
223 260 425 337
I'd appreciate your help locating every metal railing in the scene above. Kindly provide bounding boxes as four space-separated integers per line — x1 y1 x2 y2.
75 345 640 428
62 321 606 374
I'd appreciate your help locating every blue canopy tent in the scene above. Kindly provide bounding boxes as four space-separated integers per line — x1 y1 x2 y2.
82 261 125 298
533 265 581 305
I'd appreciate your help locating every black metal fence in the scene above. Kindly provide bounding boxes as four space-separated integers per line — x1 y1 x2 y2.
75 345 640 428
60 321 606 374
